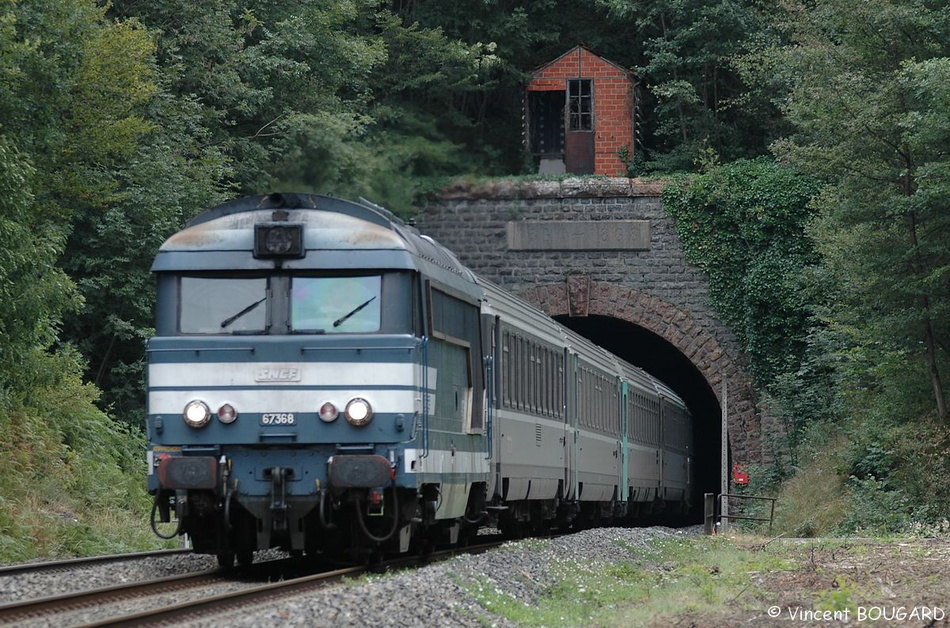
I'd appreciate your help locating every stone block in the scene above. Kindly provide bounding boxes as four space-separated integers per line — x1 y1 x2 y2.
507 220 650 251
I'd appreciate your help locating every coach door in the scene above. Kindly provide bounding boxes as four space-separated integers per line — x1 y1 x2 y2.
619 381 629 505
483 314 499 499
564 351 578 500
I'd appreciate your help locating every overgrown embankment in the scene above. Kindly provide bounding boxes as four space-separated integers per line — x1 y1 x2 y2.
456 530 950 626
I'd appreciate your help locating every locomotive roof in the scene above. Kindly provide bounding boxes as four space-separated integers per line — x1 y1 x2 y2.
152 193 478 293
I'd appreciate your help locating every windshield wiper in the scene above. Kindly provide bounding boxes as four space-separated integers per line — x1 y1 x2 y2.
220 297 266 329
333 296 377 328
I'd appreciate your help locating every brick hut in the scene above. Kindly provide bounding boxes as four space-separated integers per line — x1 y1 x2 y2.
525 46 637 177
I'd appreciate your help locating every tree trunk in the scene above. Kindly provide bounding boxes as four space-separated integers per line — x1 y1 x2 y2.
907 207 949 423
922 312 949 424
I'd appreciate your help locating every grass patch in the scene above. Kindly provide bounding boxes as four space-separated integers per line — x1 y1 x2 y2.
610 535 792 626
0 366 173 562
769 436 850 537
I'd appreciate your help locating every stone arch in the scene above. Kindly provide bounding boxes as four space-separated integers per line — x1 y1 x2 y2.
518 276 761 465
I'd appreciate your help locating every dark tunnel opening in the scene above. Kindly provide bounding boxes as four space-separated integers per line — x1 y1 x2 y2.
554 314 723 522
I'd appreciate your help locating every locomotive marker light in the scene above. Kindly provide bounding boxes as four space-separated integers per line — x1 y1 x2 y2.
254 222 304 259
217 403 238 424
183 400 211 428
319 401 339 422
344 398 373 426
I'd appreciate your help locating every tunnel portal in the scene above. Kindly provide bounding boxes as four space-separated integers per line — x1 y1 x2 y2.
416 179 768 501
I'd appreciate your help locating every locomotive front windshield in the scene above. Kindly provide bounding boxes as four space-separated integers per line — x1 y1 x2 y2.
291 276 381 333
180 277 268 334
175 274 390 335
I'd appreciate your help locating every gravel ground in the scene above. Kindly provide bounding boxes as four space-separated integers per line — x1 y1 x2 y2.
190 526 698 627
0 526 698 626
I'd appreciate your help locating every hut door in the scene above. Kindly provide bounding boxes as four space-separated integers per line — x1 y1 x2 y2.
528 91 566 157
565 79 594 174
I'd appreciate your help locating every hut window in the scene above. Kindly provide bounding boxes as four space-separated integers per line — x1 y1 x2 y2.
568 79 593 130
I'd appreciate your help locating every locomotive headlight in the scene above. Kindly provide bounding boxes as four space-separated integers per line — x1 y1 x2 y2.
318 401 339 422
344 398 373 427
217 403 238 424
183 400 211 428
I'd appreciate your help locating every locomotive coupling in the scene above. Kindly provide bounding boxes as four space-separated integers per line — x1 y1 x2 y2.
264 466 293 532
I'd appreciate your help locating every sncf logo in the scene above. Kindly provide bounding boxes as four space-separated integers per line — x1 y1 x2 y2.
254 367 301 382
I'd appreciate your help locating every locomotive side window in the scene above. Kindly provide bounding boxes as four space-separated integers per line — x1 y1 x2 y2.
180 277 268 334
291 276 381 333
428 284 483 433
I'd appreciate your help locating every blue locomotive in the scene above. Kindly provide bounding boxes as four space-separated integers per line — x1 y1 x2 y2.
147 193 692 565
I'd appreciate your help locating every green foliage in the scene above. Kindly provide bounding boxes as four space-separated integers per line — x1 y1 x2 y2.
0 349 159 560
597 0 785 171
840 476 914 535
0 139 80 401
328 13 506 212
0 134 157 560
663 158 820 387
837 415 950 534
756 0 950 518
770 326 848 449
109 0 387 194
770 0 950 423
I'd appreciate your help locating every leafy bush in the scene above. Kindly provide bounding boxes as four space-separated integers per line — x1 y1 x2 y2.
836 415 950 535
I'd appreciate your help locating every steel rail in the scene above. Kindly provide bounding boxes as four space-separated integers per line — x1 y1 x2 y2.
76 565 366 627
0 568 222 625
0 548 193 577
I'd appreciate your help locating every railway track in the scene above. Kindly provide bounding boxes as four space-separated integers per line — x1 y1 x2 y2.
78 565 366 627
0 541 504 627
0 548 193 577
0 568 226 626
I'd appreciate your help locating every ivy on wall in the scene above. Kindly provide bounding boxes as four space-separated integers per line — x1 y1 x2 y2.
662 158 820 389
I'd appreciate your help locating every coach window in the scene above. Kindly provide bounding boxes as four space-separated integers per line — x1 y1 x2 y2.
517 336 525 411
530 342 539 413
180 276 267 334
291 275 381 333
502 331 512 407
